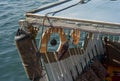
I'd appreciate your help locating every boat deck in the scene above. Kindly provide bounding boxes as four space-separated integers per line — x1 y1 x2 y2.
34 0 120 24
76 40 120 81
25 0 120 35
16 0 120 81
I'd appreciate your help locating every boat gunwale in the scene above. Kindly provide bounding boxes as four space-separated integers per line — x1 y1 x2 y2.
23 13 120 35
26 13 120 27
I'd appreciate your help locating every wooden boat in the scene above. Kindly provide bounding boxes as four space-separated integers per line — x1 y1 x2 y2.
15 0 120 81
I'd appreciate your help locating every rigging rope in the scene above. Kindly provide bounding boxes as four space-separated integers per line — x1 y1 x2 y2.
54 52 64 78
40 0 91 28
44 0 83 16
39 0 91 48
37 1 92 81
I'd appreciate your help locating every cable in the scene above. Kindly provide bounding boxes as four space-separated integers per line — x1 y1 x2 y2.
42 0 90 25
45 0 81 16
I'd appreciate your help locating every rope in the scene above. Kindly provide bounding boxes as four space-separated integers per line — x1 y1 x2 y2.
45 52 57 81
38 0 91 48
40 0 89 29
44 0 83 16
37 1 91 81
38 14 56 81
68 48 79 80
53 52 64 79
39 0 84 29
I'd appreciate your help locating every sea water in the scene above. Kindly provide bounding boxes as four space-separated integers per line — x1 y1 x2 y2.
0 0 57 81
0 0 119 81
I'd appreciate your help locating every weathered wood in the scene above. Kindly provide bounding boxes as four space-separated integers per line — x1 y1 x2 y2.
24 14 120 35
26 13 120 27
15 33 42 80
71 29 80 45
39 27 66 53
105 41 120 66
42 47 83 63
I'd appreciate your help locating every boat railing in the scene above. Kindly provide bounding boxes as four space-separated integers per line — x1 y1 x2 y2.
24 13 120 36
41 36 105 81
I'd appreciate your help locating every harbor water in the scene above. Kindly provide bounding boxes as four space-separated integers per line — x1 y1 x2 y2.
0 0 119 81
0 0 57 81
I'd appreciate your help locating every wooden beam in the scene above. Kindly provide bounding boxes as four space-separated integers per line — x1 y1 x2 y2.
24 14 120 35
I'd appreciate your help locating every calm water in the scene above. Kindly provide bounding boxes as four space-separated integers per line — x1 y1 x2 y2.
1 0 119 81
0 0 57 81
